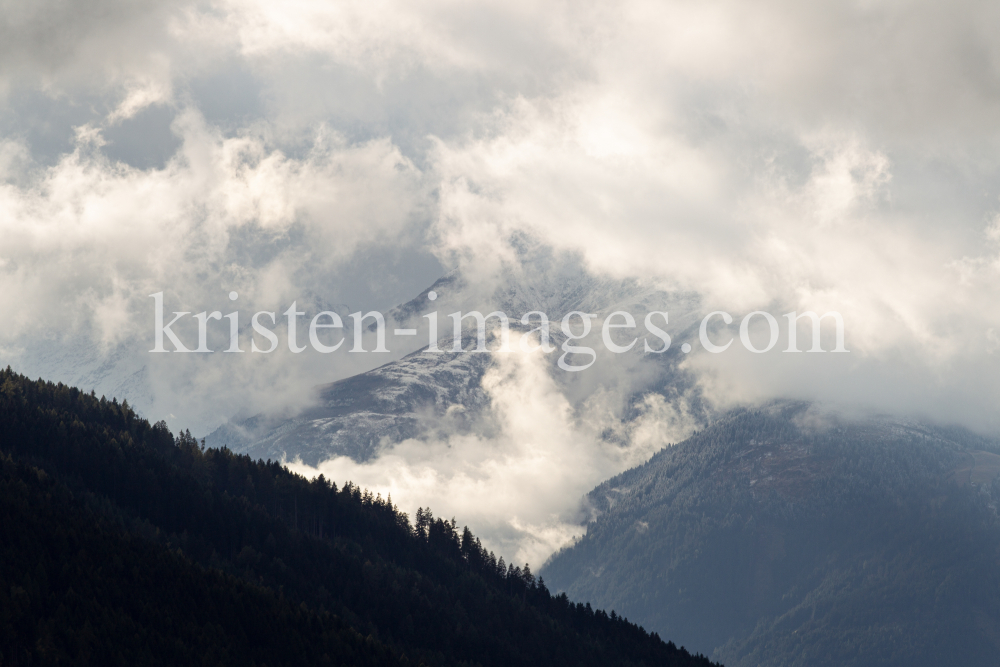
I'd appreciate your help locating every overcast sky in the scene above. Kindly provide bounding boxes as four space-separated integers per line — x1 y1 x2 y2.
3 0 1000 563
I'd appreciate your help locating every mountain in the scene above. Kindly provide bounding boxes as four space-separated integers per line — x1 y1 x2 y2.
207 253 710 464
0 367 716 667
540 403 1000 666
206 344 495 465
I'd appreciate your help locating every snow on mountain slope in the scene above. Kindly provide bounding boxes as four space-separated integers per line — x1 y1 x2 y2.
207 346 496 464
207 249 711 466
541 403 1000 666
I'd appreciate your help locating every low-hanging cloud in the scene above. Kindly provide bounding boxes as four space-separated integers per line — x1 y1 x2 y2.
288 335 700 567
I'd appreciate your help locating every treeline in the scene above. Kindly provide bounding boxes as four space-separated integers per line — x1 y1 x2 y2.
0 367 717 667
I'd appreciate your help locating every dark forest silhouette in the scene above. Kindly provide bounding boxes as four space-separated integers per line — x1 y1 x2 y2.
0 367 716 667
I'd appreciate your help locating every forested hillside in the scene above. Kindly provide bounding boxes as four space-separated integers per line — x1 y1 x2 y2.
0 367 715 667
542 403 1000 666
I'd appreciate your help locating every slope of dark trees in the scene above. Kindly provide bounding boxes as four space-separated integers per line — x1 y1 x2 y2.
0 367 716 667
542 402 1000 667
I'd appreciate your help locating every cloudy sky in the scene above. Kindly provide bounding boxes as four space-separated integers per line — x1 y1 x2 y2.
3 0 1000 563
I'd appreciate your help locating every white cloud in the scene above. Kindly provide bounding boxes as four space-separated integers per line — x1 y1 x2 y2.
426 85 1000 430
288 336 700 566
0 107 428 430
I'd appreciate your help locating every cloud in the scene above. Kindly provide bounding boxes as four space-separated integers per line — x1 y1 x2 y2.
287 335 700 566
0 106 434 431
426 82 1000 430
0 107 423 331
0 0 186 96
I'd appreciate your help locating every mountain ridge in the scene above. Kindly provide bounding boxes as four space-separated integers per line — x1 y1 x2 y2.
541 403 1000 666
206 258 709 465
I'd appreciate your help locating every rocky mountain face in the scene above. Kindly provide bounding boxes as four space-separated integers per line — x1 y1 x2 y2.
207 253 710 464
541 403 1000 667
205 345 496 464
